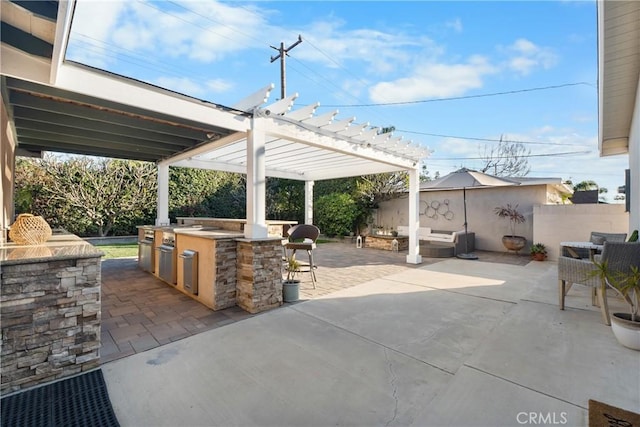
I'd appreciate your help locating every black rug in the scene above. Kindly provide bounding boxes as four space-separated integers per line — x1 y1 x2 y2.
1 369 120 427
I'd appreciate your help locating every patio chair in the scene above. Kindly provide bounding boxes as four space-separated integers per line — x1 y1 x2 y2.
558 241 640 325
561 231 628 259
283 224 320 288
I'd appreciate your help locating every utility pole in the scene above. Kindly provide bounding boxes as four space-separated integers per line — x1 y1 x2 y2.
270 35 302 99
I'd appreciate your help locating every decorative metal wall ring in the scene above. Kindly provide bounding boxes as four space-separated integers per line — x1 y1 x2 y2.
420 199 454 221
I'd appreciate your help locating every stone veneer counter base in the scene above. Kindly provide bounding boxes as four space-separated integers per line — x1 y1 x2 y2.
0 232 104 395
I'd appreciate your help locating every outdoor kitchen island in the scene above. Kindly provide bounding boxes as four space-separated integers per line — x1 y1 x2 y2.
0 231 104 395
139 218 296 314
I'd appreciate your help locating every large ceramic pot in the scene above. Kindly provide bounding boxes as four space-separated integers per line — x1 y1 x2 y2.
502 235 526 252
610 313 640 351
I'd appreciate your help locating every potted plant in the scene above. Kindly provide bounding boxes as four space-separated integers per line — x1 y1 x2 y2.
494 204 526 252
282 255 301 302
530 243 547 261
593 261 640 350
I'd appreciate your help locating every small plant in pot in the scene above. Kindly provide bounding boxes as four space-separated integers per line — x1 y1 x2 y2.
530 243 547 261
494 204 526 253
593 261 640 350
282 255 301 303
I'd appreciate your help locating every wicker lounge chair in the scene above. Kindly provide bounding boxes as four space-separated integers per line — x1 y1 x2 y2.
558 241 640 325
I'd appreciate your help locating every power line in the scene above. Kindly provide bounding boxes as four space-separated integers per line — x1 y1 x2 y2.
397 130 582 146
428 150 591 161
322 82 595 107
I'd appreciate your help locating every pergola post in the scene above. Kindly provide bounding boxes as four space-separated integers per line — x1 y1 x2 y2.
406 167 422 264
245 118 268 238
304 180 314 224
156 164 170 226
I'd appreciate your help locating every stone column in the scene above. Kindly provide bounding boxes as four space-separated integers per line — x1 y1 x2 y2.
235 238 283 313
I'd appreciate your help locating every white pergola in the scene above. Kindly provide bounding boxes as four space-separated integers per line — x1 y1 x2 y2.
161 83 429 264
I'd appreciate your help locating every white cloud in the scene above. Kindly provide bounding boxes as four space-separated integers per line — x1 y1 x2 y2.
503 38 558 75
295 21 436 75
206 79 234 93
368 55 497 103
155 77 206 96
71 0 271 65
445 18 463 33
67 0 128 67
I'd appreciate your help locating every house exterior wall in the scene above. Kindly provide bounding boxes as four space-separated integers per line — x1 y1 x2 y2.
1 93 16 242
533 204 629 261
376 184 552 253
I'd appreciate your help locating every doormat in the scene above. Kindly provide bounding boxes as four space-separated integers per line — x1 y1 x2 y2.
589 399 640 427
1 369 120 427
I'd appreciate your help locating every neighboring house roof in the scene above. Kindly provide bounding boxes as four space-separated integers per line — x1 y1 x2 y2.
420 176 572 195
598 0 640 156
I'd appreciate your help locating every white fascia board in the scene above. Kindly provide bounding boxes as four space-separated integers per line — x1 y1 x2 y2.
159 131 247 166
50 0 74 85
266 119 416 170
54 62 249 132
0 45 51 84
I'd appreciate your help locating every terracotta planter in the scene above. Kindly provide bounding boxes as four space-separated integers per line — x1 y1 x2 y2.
610 313 640 351
502 235 526 252
531 252 546 261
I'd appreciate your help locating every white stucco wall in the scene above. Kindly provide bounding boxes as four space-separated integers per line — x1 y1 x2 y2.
377 185 552 253
533 204 629 261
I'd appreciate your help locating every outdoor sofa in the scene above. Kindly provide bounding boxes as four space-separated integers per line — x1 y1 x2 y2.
396 226 475 256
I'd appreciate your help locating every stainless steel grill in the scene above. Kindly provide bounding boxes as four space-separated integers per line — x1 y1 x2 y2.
157 231 176 285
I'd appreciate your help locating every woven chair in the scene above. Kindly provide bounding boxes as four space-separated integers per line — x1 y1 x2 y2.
562 231 627 259
558 242 640 325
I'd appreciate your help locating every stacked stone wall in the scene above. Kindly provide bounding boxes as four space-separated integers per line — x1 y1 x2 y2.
213 240 238 310
365 236 409 251
236 240 282 314
0 256 101 395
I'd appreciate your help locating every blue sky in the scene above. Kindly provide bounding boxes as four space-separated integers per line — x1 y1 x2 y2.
66 0 628 202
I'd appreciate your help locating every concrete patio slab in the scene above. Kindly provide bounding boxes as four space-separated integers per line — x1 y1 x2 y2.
381 259 539 303
412 365 587 426
103 307 452 427
293 276 516 374
464 299 640 414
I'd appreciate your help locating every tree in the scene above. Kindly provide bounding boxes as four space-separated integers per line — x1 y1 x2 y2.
572 180 608 202
38 156 157 236
479 135 531 177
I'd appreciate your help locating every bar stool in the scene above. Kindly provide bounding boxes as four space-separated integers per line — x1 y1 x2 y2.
283 224 320 288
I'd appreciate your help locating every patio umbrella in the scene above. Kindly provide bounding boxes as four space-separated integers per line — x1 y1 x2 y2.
421 168 518 260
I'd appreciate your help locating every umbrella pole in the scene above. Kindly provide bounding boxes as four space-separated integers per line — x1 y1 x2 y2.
457 186 478 260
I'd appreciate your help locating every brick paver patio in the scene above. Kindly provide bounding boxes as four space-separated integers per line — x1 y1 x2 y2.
100 241 530 363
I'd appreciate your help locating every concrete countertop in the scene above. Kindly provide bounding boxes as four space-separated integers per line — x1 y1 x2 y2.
0 231 104 265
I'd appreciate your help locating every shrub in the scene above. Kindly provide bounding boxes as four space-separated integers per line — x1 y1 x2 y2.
315 193 358 237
